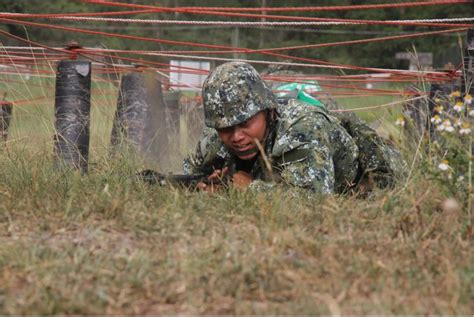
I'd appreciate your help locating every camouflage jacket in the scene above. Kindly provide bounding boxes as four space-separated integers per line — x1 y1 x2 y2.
183 99 361 194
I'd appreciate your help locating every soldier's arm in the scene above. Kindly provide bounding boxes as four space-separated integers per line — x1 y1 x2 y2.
263 112 337 194
183 127 228 175
277 143 335 194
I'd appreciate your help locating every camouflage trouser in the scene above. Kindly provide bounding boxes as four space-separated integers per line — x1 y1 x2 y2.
333 112 408 190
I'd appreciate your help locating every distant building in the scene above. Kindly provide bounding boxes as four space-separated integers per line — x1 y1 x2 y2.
395 52 433 71
169 60 210 91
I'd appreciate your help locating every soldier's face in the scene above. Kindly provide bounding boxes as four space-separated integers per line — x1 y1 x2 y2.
217 111 267 160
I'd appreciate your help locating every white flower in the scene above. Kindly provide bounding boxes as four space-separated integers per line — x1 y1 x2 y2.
453 119 462 127
459 123 471 135
431 115 442 124
436 119 455 132
395 117 405 127
453 101 464 112
465 94 472 105
438 160 450 171
469 109 474 117
445 125 455 132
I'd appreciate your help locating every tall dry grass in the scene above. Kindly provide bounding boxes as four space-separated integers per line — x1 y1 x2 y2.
0 64 472 314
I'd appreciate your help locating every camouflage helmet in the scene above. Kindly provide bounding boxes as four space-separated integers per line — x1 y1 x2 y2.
202 62 278 129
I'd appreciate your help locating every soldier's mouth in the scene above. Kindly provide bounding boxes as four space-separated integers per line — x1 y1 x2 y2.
230 144 258 156
233 143 253 151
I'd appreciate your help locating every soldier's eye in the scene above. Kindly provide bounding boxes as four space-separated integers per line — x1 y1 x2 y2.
240 119 251 127
217 126 233 134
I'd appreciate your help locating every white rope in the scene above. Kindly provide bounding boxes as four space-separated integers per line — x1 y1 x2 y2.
397 17 474 23
330 95 426 112
1 13 473 26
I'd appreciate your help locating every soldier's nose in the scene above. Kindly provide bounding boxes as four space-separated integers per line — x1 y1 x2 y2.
231 129 245 143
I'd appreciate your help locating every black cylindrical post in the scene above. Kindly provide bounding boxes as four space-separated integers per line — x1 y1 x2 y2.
111 72 148 148
111 71 176 164
54 60 91 172
0 101 13 142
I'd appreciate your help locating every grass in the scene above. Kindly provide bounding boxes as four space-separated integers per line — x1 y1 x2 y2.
0 73 473 314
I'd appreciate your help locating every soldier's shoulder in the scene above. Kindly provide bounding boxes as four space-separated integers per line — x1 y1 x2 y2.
276 99 336 132
272 100 336 156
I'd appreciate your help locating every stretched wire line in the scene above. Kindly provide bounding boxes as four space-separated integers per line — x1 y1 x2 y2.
12 15 473 27
80 0 474 28
0 28 460 85
155 69 201 91
0 46 462 83
0 45 457 84
90 49 452 79
80 0 473 13
248 27 467 53
0 9 162 18
330 96 426 112
1 95 53 106
0 20 464 80
0 17 246 52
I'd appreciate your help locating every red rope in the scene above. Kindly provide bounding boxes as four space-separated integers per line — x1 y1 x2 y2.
0 22 461 87
0 29 74 56
177 1 473 12
0 18 244 52
81 0 474 28
79 50 209 74
81 0 473 13
252 27 468 53
0 15 467 79
75 27 466 56
0 95 53 106
0 9 163 19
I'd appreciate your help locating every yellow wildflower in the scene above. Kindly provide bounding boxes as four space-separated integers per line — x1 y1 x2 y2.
453 101 464 112
459 123 471 135
450 91 461 98
430 114 442 124
395 117 405 127
464 94 472 105
434 105 443 113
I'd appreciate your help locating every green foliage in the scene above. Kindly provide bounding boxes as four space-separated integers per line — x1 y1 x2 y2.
402 90 473 202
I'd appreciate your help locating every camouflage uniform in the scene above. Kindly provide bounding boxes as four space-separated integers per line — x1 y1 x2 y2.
183 62 407 194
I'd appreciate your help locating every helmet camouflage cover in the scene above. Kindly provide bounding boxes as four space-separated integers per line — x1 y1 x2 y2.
202 62 278 129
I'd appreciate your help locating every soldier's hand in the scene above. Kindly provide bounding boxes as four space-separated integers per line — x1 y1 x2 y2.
232 171 253 189
207 167 229 181
196 167 229 193
196 181 224 193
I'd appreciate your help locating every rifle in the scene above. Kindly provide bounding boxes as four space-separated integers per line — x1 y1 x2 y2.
135 169 228 189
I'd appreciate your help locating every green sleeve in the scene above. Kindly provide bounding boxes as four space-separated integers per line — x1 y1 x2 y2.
182 127 228 175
